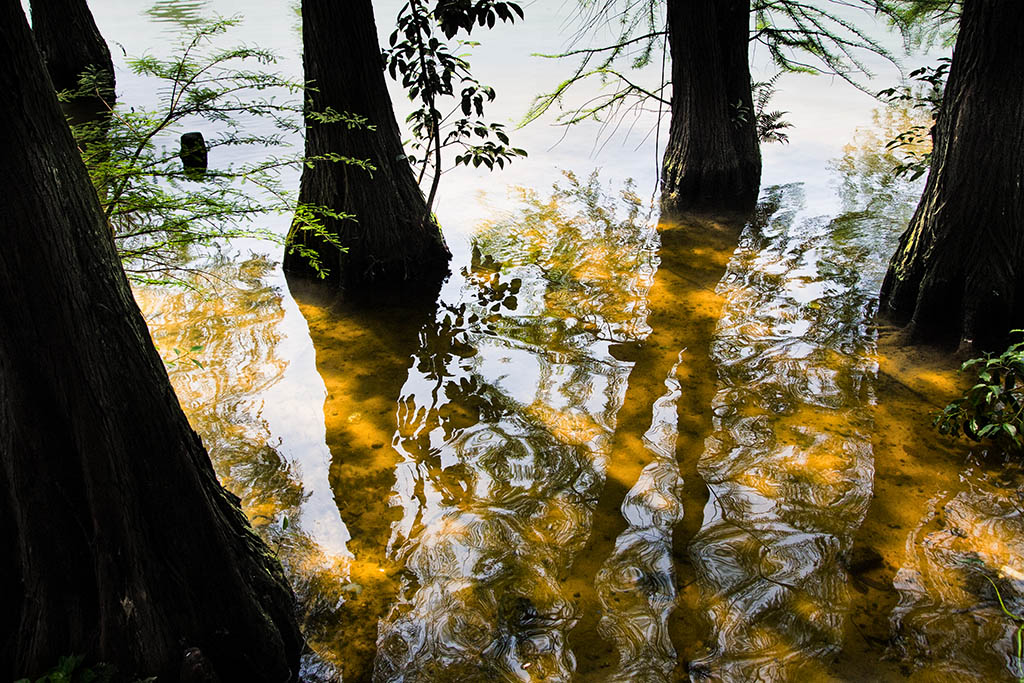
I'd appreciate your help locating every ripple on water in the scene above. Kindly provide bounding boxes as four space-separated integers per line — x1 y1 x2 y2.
688 184 878 680
375 173 656 681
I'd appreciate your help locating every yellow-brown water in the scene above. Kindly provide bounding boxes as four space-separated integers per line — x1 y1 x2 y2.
138 169 1024 681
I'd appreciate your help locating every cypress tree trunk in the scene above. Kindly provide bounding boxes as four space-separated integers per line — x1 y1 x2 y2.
879 0 1024 349
660 0 760 216
284 0 451 294
0 3 302 680
29 0 115 114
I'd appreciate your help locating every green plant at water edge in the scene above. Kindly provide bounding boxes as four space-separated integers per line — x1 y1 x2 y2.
65 17 366 286
14 654 155 683
935 332 1024 450
753 75 792 144
985 576 1024 682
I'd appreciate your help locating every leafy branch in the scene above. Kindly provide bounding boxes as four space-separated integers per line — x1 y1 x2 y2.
385 0 527 217
877 57 948 181
935 330 1024 451
64 17 364 286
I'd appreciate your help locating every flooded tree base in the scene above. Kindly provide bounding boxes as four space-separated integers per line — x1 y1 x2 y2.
143 177 1024 682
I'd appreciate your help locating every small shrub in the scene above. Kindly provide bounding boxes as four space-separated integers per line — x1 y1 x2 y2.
935 332 1024 451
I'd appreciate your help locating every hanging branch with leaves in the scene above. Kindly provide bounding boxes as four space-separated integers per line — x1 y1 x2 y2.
64 17 366 286
877 57 949 180
524 0 910 140
385 0 527 217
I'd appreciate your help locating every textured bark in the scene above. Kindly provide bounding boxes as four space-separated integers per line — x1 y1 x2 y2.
879 0 1024 349
284 0 451 294
660 0 760 215
29 0 115 109
0 3 302 681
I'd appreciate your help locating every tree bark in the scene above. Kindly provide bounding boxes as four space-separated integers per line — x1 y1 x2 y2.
660 0 761 216
879 0 1024 349
0 3 302 680
29 0 115 111
284 0 451 294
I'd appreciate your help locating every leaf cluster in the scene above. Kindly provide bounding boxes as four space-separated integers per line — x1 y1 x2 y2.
935 332 1024 452
877 57 948 180
65 17 362 286
433 0 524 37
385 0 526 213
884 0 961 49
751 0 899 90
753 75 793 144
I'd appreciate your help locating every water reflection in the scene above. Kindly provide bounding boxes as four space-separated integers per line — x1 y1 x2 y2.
135 256 350 680
372 172 657 681
567 207 749 680
828 104 932 292
134 116 1024 680
890 463 1024 679
288 281 439 681
685 184 879 679
145 0 210 28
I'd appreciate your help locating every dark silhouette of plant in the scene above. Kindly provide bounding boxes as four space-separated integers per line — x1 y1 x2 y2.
385 0 527 217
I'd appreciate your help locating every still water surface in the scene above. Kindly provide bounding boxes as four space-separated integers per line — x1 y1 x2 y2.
91 1 1024 680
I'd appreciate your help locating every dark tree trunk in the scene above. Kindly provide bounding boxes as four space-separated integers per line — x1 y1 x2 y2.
284 0 451 294
879 0 1024 350
660 0 760 215
0 3 302 681
29 0 115 115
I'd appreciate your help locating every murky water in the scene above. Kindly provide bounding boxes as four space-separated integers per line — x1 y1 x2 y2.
93 1 1024 680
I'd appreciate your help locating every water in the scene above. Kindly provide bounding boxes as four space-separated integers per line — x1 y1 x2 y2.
85 1 1024 680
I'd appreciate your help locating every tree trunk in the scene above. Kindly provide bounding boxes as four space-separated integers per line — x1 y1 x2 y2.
0 3 302 680
284 0 451 294
879 0 1024 349
660 0 760 216
29 0 115 114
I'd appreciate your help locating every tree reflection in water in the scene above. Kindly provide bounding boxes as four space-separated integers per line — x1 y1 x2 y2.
136 255 352 680
685 184 879 679
375 172 659 681
133 106 1024 681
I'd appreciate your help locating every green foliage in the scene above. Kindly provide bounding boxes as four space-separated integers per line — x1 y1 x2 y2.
163 344 205 369
526 0 902 132
385 0 527 214
935 332 1024 451
64 17 361 285
884 0 961 49
985 576 1024 683
751 0 898 89
877 58 948 181
13 655 155 683
753 76 793 144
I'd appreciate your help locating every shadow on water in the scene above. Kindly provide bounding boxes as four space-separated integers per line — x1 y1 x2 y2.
565 206 749 681
372 172 656 681
823 105 1024 682
680 183 881 680
287 278 441 681
139 120 1024 680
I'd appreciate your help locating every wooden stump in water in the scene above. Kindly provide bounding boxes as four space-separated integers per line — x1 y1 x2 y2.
180 131 208 179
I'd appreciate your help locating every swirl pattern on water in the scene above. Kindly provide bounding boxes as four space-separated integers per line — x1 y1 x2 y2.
890 464 1024 680
594 352 687 681
374 173 659 681
688 185 879 679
